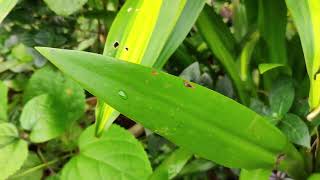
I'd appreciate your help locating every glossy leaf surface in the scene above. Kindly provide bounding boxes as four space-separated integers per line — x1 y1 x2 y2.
37 47 306 178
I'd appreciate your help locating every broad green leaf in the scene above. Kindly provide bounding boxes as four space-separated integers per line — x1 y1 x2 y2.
149 148 192 180
258 63 290 75
239 169 271 180
0 81 8 121
269 77 295 117
278 114 310 148
258 0 287 64
197 5 248 104
21 68 85 142
37 47 307 179
61 125 152 180
0 0 19 24
0 123 28 180
44 0 88 16
10 153 43 180
308 173 320 180
96 0 206 136
285 0 320 109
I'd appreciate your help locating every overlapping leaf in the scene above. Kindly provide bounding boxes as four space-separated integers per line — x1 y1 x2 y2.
285 0 320 109
96 0 206 136
37 48 307 179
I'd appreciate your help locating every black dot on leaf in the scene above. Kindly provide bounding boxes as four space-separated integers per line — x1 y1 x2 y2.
125 47 129 51
113 41 119 48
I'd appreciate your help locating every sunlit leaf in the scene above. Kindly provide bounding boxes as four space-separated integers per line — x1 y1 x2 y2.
96 0 205 136
37 47 307 179
285 0 320 109
0 0 19 24
0 123 28 180
61 125 152 180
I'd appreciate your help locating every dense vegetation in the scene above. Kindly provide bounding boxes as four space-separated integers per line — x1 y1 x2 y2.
0 0 320 179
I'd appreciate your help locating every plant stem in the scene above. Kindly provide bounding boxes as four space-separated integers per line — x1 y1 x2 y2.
10 154 72 178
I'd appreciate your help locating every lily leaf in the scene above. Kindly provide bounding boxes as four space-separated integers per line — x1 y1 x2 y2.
96 0 206 136
285 0 320 109
36 47 306 179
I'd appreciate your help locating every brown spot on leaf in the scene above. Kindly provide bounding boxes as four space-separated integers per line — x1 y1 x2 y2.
183 80 194 89
125 47 129 51
151 69 158 76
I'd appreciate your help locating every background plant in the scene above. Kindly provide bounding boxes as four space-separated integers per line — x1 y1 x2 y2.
0 0 320 180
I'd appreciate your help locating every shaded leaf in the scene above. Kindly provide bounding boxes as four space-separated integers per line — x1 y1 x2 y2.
0 81 8 121
21 67 85 142
278 114 310 148
44 0 88 16
269 77 295 117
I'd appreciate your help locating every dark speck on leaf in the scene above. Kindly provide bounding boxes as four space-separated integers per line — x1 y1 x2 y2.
125 47 129 51
113 41 119 48
183 80 194 89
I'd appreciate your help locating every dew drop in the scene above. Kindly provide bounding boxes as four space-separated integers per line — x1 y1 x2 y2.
118 90 128 100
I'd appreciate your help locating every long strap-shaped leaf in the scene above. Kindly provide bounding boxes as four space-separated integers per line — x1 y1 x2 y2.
196 5 249 104
36 47 307 179
285 0 320 110
96 0 206 136
0 0 18 24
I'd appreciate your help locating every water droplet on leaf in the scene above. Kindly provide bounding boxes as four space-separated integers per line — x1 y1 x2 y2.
118 90 128 100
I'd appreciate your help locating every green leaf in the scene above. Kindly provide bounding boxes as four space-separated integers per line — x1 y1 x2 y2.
0 81 8 121
285 0 320 109
10 153 43 180
258 0 287 64
21 67 85 142
308 173 320 180
96 0 206 136
239 169 271 180
197 5 248 104
44 0 88 16
0 0 19 24
258 63 291 75
149 148 192 180
269 77 295 117
36 47 307 179
61 125 152 180
11 44 33 63
278 114 310 148
0 123 28 180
